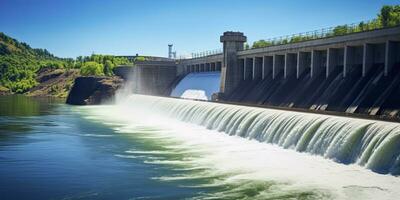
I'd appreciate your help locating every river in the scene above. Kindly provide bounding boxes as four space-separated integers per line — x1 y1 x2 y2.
0 95 399 199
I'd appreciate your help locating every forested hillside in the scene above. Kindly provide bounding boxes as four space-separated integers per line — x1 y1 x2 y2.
0 32 74 93
0 32 132 94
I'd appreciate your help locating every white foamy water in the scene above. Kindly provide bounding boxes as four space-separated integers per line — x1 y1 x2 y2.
76 94 400 199
171 72 221 100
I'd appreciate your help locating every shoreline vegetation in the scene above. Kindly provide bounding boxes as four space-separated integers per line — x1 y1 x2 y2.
1 5 399 98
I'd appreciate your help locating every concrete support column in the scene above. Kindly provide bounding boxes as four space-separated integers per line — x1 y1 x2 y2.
285 53 297 78
273 54 284 79
253 57 263 80
385 41 399 76
244 58 253 80
344 46 351 77
297 52 310 79
263 56 273 79
220 32 247 95
252 57 256 80
363 44 374 77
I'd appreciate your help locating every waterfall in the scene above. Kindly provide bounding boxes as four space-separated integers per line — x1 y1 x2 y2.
170 72 221 100
123 94 400 175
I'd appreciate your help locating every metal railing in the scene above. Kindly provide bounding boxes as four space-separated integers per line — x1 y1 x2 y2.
181 19 399 58
252 19 394 48
190 49 223 59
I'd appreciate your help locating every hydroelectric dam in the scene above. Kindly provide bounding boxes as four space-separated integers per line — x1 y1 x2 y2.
116 25 400 122
108 25 400 178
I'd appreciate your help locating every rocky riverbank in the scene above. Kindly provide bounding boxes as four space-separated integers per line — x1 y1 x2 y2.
66 76 123 105
0 67 125 106
27 68 80 98
0 68 79 97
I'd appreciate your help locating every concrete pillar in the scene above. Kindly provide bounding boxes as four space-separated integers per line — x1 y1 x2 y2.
243 58 246 80
263 56 273 79
385 41 399 76
311 50 326 78
297 52 311 78
220 32 247 95
363 44 374 77
252 57 256 80
244 58 253 80
285 53 297 78
273 54 284 79
253 57 263 80
344 46 351 77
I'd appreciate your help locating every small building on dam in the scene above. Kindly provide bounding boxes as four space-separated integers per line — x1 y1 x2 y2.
114 25 400 121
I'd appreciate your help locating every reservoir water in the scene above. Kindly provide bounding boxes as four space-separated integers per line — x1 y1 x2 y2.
0 95 399 199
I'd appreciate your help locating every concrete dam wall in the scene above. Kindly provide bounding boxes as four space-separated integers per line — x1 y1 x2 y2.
116 26 400 121
225 62 400 118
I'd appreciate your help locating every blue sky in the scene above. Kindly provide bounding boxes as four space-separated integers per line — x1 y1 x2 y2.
0 0 398 58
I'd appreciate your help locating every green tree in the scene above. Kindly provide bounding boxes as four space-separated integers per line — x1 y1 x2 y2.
80 61 104 76
134 56 146 62
103 60 115 76
379 5 400 27
252 40 272 48
244 43 250 50
332 25 349 36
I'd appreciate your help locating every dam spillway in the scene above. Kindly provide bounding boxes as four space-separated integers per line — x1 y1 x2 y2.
122 94 400 175
170 72 221 100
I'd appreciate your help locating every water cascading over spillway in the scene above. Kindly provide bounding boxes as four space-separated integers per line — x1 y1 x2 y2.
123 94 400 175
170 72 221 100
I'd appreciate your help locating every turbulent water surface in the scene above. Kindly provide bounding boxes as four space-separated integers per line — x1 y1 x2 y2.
0 95 399 200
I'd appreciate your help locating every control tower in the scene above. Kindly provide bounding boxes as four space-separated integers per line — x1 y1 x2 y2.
168 44 176 59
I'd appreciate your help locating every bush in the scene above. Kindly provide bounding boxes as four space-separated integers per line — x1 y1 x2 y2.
103 60 115 76
134 56 146 62
80 61 104 76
